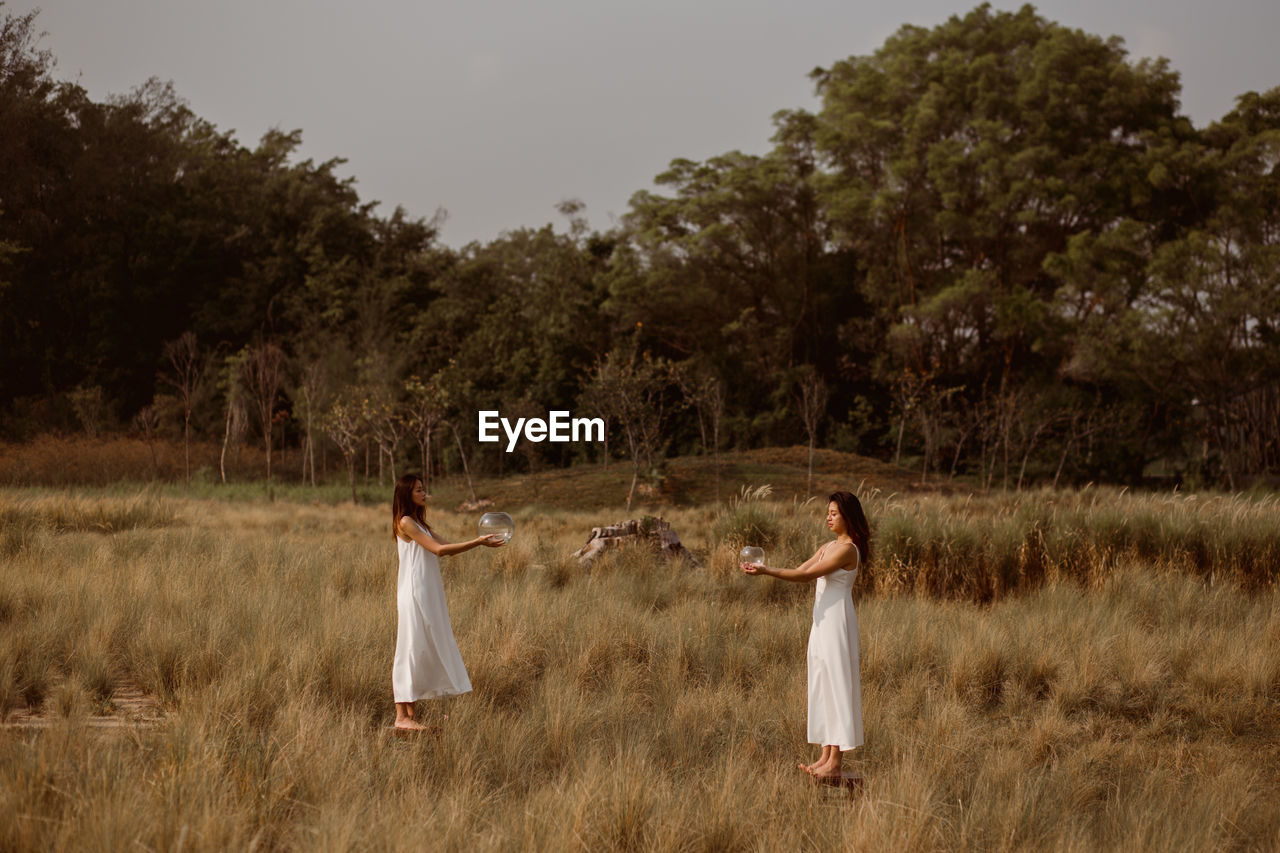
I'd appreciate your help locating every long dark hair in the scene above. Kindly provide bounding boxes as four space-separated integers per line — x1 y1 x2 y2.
391 473 432 542
829 490 871 565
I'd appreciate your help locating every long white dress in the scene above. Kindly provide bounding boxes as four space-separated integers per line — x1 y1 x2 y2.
807 543 863 751
393 520 472 702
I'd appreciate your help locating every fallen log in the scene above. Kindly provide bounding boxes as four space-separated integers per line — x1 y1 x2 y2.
572 516 700 567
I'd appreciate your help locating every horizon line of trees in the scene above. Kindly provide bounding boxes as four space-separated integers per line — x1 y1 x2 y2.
2 3 1278 491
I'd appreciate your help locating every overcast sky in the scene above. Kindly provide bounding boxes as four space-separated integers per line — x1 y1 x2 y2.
13 1 1280 247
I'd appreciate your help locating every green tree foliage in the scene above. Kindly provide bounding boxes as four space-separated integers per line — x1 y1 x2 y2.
611 121 862 447
1052 88 1280 483
810 5 1187 415
0 4 439 435
2 2 1278 488
409 221 613 469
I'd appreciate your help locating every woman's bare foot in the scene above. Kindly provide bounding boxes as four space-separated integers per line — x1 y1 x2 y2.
810 759 842 780
802 746 834 776
394 718 430 731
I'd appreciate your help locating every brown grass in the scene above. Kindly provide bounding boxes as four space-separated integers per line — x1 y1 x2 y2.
0 435 299 487
1 488 1278 850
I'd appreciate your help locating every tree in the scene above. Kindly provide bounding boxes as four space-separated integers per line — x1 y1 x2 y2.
293 356 330 487
363 386 405 487
1047 87 1280 485
67 385 105 439
132 404 160 477
797 370 828 495
217 348 249 484
408 220 612 473
809 3 1190 475
403 374 446 492
161 331 204 484
678 367 726 501
615 130 831 445
242 341 285 482
587 350 677 510
323 390 365 503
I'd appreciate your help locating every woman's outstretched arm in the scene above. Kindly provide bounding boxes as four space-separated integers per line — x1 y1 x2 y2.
398 517 504 557
742 541 858 582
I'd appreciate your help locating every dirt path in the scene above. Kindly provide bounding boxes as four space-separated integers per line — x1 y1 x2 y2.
3 674 164 730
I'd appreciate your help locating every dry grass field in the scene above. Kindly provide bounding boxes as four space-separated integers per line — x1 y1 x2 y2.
2 485 1279 851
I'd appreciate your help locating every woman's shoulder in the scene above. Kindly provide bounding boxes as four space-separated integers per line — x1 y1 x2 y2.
826 540 861 567
397 515 429 538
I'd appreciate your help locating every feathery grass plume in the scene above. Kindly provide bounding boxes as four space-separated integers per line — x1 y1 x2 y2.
712 483 779 548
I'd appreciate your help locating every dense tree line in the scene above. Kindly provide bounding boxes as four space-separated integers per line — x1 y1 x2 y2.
2 4 1277 489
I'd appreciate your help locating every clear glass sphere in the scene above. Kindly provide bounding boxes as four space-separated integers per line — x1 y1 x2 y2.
739 545 765 567
479 511 514 543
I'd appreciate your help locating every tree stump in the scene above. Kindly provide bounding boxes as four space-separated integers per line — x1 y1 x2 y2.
572 517 699 567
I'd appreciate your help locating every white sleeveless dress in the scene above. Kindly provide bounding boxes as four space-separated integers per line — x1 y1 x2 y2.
807 543 863 750
393 520 472 702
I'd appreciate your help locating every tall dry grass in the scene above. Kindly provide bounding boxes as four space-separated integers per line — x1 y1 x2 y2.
1 487 1278 850
711 486 1280 597
867 488 1280 597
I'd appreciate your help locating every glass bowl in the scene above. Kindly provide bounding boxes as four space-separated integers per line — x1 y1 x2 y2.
479 511 514 543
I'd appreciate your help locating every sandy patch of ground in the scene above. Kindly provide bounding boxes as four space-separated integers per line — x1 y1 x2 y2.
3 674 164 730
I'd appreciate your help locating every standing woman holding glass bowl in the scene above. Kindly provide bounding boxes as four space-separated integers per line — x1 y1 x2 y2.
741 490 870 780
391 473 505 731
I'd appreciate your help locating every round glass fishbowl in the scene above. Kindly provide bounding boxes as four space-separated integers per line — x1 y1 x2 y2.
478 511 514 543
739 545 765 567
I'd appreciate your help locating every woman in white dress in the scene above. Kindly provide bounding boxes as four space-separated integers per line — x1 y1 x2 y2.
391 473 505 731
741 490 870 781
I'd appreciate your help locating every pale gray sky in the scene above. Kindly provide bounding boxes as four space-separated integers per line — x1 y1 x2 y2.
13 1 1280 246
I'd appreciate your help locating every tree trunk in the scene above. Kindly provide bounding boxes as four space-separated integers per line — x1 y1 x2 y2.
626 465 639 511
920 415 931 483
713 427 721 504
1053 437 1072 489
1017 420 1049 491
807 436 815 496
220 406 232 484
418 438 430 494
449 422 476 501
894 414 906 466
572 517 699 566
304 429 315 486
